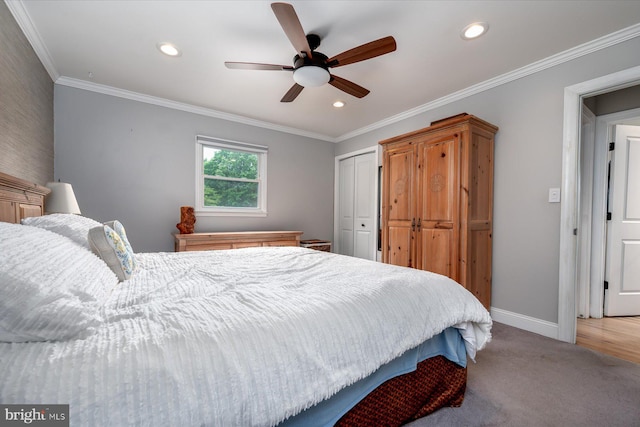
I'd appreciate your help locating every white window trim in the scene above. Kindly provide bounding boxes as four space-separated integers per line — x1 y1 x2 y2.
195 135 268 217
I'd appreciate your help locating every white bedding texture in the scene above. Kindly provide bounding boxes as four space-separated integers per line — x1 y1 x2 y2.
0 218 492 426
0 222 117 342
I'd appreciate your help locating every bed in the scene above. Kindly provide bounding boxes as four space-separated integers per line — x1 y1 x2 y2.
0 172 492 426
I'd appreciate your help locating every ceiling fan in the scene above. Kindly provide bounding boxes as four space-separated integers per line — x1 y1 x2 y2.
224 2 397 102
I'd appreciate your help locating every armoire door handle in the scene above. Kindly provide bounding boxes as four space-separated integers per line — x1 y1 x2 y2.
411 218 416 231
417 218 422 231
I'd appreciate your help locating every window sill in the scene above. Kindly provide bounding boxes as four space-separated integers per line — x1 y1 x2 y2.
195 209 268 217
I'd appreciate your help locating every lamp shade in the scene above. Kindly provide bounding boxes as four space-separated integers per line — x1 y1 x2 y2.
45 182 81 214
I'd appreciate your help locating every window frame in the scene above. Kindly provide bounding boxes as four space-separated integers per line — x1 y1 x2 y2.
195 135 268 217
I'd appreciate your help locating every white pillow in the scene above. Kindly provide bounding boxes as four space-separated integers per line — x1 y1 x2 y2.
22 213 103 250
88 223 136 282
0 222 118 342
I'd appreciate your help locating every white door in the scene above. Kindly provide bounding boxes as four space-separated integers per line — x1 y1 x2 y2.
338 152 376 260
604 124 640 316
353 153 376 259
339 157 355 256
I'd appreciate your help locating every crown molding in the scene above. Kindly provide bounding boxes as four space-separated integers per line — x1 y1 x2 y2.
336 22 640 142
4 0 59 81
9 0 640 144
55 77 336 143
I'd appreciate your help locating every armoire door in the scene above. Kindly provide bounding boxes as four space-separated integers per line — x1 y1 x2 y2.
415 135 459 279
338 152 377 260
382 145 415 267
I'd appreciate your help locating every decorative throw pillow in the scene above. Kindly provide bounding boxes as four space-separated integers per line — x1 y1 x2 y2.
103 220 136 269
0 222 118 342
22 213 103 250
88 224 136 282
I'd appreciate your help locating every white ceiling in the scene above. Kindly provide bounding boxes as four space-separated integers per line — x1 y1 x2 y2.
9 0 640 141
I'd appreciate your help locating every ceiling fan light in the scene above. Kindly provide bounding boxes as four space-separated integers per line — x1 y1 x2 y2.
293 66 330 87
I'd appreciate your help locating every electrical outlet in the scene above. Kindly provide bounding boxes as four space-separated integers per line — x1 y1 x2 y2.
549 188 561 203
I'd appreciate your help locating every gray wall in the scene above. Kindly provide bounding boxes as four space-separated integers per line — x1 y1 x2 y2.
54 86 335 252
0 1 53 185
586 84 640 116
336 36 640 324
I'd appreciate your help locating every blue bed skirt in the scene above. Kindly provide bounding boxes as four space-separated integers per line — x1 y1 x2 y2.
279 327 467 426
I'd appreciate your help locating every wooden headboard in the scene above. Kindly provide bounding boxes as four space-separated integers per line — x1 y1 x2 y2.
0 171 50 223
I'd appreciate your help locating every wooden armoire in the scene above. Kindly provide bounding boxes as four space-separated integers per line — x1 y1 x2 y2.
379 114 498 309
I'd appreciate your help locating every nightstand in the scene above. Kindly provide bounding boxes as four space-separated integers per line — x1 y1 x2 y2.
300 239 332 252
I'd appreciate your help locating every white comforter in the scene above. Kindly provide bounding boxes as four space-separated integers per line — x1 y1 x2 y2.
0 247 491 426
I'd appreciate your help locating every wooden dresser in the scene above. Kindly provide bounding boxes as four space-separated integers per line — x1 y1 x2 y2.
174 231 303 252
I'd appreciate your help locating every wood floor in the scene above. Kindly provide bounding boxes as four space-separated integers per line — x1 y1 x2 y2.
576 316 640 364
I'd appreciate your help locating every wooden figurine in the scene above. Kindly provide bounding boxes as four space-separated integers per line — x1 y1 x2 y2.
176 206 196 234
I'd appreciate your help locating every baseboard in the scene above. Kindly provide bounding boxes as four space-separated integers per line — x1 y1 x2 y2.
490 307 559 340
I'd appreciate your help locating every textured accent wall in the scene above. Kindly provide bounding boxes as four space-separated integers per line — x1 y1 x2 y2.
0 1 53 185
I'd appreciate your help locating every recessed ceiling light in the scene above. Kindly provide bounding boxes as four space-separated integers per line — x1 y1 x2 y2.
333 101 345 108
158 43 181 57
461 22 489 40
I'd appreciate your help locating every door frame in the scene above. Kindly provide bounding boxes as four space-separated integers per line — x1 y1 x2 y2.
558 65 640 343
576 105 595 319
333 145 380 257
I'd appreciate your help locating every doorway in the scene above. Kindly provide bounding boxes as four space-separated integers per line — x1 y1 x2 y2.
575 111 640 357
558 65 640 344
578 108 640 320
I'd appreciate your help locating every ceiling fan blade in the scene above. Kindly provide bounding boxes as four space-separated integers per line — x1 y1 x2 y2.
271 2 312 58
327 36 396 68
225 62 293 71
280 83 304 102
329 75 370 98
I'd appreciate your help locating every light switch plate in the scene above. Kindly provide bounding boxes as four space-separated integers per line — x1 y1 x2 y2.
549 188 561 203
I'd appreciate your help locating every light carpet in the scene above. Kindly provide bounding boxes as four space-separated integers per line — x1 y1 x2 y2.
411 322 640 426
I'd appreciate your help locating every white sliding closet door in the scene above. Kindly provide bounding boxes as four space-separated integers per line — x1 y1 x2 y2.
338 152 376 260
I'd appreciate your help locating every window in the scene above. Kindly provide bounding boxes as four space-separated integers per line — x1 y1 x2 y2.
196 136 267 216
